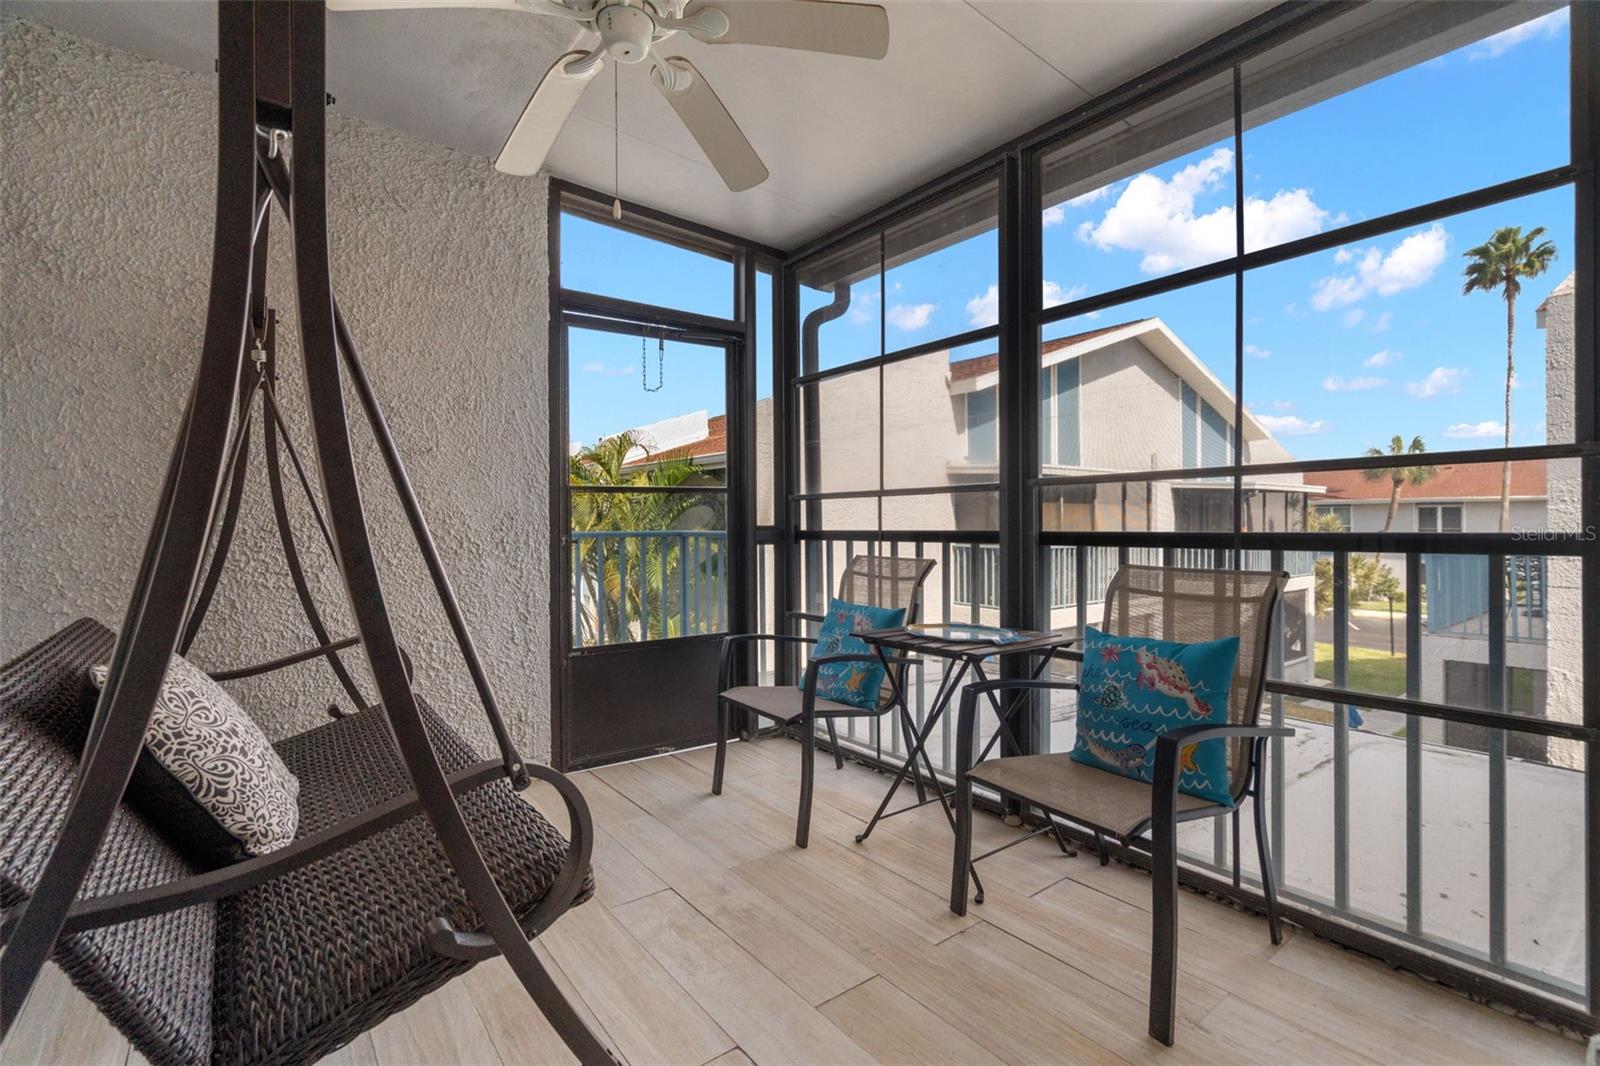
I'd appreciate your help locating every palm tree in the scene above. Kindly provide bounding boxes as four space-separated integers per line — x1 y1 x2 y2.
568 430 721 643
1362 435 1438 558
1462 225 1558 531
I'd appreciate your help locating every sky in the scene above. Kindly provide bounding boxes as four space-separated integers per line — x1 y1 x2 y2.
565 7 1574 463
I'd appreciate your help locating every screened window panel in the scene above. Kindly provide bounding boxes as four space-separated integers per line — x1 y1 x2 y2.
965 388 998 464
1200 400 1230 467
1181 382 1199 468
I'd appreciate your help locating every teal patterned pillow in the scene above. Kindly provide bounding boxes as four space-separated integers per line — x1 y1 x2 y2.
1070 626 1239 806
802 598 906 710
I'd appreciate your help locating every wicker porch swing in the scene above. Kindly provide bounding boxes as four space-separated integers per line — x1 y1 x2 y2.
0 5 613 1064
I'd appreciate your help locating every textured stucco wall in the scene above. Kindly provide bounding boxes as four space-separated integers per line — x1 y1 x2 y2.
1 18 555 759
1540 276 1582 768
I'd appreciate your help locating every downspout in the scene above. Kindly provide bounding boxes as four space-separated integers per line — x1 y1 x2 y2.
799 283 853 616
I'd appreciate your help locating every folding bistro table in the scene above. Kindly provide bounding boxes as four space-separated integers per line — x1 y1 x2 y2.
853 624 1076 893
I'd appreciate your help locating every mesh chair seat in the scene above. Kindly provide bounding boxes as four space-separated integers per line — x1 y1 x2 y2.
721 685 880 721
2 620 591 1066
967 752 1219 839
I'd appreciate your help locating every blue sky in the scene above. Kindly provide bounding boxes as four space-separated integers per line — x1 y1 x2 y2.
566 8 1573 462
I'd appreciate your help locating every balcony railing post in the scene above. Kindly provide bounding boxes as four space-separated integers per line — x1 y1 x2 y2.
1270 547 1286 886
1332 550 1350 912
1488 552 1508 966
1405 550 1422 938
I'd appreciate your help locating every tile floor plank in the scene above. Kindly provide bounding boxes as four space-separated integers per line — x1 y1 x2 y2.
540 891 736 1066
817 976 1004 1066
607 813 876 1005
612 890 874 1066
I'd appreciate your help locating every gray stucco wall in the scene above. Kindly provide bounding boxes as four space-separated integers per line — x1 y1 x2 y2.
1 18 555 759
1540 276 1581 768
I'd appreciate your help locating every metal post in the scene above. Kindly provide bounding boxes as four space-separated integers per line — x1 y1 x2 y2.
1487 553 1507 965
1332 550 1350 911
1405 550 1423 937
0 2 259 1033
284 7 606 1060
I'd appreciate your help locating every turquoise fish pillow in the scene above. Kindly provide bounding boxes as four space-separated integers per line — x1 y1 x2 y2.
1071 626 1239 806
802 598 906 710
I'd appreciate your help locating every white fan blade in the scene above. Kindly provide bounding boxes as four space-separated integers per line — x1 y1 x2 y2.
650 57 769 192
684 0 888 60
496 51 601 176
328 0 527 10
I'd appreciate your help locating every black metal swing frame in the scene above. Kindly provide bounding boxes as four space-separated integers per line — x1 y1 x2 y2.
0 5 613 1063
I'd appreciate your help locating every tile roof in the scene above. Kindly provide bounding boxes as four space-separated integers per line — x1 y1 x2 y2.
1311 459 1547 501
631 414 726 466
947 319 1147 382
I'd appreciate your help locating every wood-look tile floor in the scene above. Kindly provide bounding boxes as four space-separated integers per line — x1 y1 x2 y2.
3 738 1586 1066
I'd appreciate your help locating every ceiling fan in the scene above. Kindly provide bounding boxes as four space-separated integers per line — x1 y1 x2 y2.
326 0 891 193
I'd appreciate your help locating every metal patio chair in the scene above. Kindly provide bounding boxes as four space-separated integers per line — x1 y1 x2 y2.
947 564 1290 1046
713 555 935 847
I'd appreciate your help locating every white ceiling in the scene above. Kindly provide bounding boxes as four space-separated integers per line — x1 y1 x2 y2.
8 0 1274 250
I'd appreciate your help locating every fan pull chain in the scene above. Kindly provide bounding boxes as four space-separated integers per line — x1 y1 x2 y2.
611 62 622 221
641 330 664 393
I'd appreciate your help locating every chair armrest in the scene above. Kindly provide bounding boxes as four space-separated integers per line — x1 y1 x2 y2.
953 678 1081 779
1151 725 1296 824
719 632 817 689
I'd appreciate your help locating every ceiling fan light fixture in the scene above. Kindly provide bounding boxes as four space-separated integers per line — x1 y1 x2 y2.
594 3 656 63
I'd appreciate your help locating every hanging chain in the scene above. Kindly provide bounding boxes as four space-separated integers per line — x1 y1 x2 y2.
641 329 664 392
611 62 623 221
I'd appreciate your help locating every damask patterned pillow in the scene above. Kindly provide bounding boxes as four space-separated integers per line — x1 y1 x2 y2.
1070 626 1239 806
87 655 299 868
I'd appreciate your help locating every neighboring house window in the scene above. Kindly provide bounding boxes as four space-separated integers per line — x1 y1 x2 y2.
1174 489 1231 532
1047 545 1075 609
965 388 998 464
1417 504 1463 534
1315 504 1353 530
1181 382 1198 468
1040 360 1080 467
952 544 999 609
1200 400 1230 467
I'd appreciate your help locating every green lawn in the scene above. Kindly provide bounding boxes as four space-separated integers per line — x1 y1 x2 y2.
1313 642 1406 697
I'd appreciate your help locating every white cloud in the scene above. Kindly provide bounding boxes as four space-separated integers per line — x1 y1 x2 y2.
1041 205 1065 228
1342 308 1366 328
1042 280 1086 310
1269 399 1294 412
1470 9 1567 60
845 291 877 326
1244 343 1271 359
1256 414 1328 436
965 281 1085 327
1444 420 1505 439
966 286 1000 327
1364 349 1400 368
1372 311 1393 333
1322 374 1387 392
1311 224 1448 310
1068 185 1112 208
581 361 634 377
1076 147 1334 274
886 302 937 331
1406 366 1467 399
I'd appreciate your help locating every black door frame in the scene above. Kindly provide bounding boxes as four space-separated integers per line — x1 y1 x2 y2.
550 304 753 770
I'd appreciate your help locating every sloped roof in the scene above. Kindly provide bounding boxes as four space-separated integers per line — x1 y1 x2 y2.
1311 459 1547 502
947 320 1147 382
629 414 726 466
